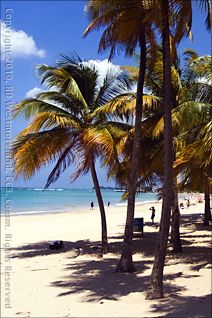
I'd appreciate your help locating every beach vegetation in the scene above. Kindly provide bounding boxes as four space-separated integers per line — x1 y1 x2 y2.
11 52 133 254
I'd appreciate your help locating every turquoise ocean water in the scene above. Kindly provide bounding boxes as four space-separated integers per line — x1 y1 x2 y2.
1 187 160 216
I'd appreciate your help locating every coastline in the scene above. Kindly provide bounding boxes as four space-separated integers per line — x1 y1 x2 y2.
1 199 211 317
1 188 160 216
1 186 203 217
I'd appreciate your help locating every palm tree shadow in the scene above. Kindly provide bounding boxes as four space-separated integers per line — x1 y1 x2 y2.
8 217 211 309
9 228 160 259
50 258 187 301
170 217 212 271
10 240 103 259
149 293 211 318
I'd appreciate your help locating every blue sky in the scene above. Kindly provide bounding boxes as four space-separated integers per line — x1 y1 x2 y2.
1 0 211 189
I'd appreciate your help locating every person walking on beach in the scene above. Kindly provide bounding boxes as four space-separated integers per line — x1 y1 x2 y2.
91 201 94 209
108 201 110 207
150 206 155 224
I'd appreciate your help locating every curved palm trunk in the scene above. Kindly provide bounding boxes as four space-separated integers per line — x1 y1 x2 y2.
203 187 211 226
171 179 182 252
90 160 109 253
116 30 146 273
146 0 173 299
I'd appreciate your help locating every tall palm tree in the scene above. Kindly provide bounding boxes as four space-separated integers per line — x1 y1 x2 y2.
146 0 190 299
11 53 132 254
122 45 183 253
83 0 211 296
173 51 212 225
83 0 158 272
145 0 211 300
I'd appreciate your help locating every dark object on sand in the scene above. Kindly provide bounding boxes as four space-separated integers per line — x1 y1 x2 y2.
49 240 64 250
133 217 144 236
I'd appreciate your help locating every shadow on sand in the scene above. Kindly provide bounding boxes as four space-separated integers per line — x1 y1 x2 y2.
9 217 211 317
150 293 212 317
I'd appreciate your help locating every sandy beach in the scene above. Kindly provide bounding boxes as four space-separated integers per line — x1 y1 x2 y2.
1 198 211 317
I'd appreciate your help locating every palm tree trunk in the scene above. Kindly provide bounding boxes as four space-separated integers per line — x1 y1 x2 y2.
203 187 211 226
90 160 109 253
146 0 173 299
170 179 182 252
116 29 146 273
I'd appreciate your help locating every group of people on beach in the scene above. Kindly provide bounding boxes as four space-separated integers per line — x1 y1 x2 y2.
90 201 110 209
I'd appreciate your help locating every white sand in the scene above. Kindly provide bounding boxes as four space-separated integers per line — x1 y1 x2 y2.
1 198 211 317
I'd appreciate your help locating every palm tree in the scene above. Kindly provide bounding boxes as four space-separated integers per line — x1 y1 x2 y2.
83 0 158 272
11 53 132 254
146 0 190 299
173 51 212 225
173 104 212 226
174 140 212 225
122 45 184 253
83 0 208 275
145 0 211 299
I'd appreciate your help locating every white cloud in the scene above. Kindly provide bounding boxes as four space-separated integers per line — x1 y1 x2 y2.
91 59 119 76
1 21 46 59
25 85 59 99
132 83 137 93
25 87 43 98
84 59 121 87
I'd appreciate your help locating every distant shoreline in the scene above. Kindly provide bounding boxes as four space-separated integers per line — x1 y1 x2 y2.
1 188 161 217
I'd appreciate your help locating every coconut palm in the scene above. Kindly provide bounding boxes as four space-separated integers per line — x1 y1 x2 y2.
173 103 212 226
11 53 133 254
83 0 211 297
174 137 212 225
145 0 211 300
173 50 212 225
122 43 184 252
83 0 158 272
83 0 191 274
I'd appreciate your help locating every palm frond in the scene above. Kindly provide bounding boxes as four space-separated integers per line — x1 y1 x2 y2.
44 137 80 189
12 128 73 180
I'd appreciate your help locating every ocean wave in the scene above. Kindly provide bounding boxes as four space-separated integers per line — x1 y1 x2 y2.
1 205 81 216
1 208 69 216
115 199 160 207
135 199 161 205
115 202 127 207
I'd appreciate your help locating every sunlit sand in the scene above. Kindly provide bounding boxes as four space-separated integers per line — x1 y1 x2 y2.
1 199 211 317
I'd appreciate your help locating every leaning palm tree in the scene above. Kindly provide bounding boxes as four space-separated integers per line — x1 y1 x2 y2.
83 0 158 273
11 53 132 254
